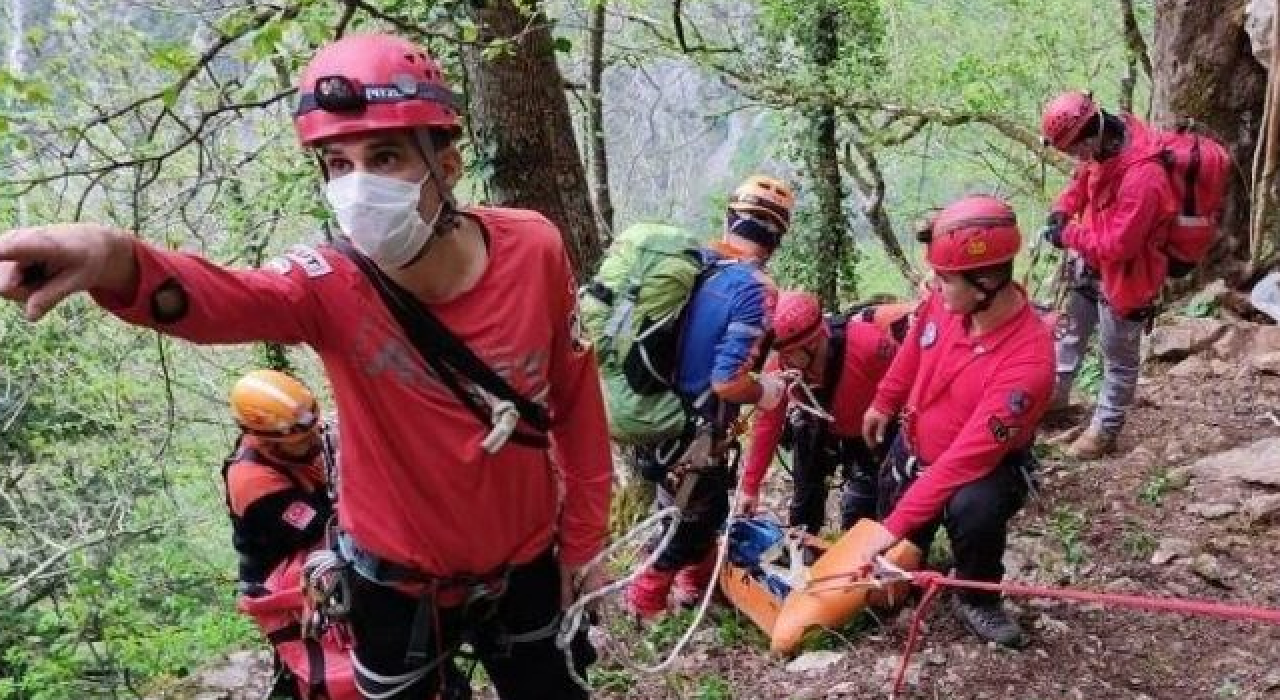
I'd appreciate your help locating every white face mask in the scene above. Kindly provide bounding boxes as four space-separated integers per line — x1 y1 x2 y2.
324 172 443 269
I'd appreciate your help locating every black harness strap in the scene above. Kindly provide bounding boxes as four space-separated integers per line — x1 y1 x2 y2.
335 240 549 448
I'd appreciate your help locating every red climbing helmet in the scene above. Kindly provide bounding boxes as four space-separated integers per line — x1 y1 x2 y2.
924 195 1022 272
293 33 460 147
1041 91 1100 151
773 291 827 353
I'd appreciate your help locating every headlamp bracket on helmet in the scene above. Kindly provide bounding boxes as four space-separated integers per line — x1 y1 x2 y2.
313 75 367 113
296 74 459 117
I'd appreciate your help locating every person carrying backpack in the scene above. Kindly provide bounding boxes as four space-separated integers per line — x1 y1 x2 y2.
858 195 1054 649
622 175 795 619
0 33 610 700
1039 91 1179 459
737 291 901 539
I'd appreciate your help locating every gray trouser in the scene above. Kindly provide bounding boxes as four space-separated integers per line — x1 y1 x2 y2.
1052 260 1145 436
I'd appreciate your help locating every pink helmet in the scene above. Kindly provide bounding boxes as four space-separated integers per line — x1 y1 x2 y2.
293 34 459 147
773 291 827 353
1041 91 1100 151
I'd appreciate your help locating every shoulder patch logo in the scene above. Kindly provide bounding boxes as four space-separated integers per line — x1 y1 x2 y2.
264 257 293 275
284 245 333 278
920 320 938 348
988 415 1021 444
281 501 317 530
1007 389 1031 416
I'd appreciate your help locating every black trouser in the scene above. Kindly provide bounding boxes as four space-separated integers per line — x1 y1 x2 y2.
877 435 1032 604
346 549 594 700
652 460 732 572
790 418 895 534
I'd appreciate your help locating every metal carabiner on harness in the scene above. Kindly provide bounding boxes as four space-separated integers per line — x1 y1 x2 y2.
300 548 352 639
773 368 834 424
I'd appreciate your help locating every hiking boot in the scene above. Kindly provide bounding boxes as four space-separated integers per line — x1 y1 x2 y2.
625 567 674 620
951 595 1027 648
1045 391 1071 417
1063 427 1117 460
672 551 717 608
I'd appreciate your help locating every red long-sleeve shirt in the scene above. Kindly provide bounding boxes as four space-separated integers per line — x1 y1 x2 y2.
92 207 612 574
870 291 1054 539
741 319 897 500
1054 114 1177 316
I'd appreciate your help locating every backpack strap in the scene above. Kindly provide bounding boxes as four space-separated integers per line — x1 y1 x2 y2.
815 314 849 407
1182 134 1202 218
334 239 550 450
221 437 310 510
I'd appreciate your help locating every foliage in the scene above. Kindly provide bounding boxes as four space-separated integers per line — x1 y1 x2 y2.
1048 505 1089 574
0 0 1168 696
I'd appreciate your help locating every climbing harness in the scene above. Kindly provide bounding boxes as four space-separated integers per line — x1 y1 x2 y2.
299 545 353 640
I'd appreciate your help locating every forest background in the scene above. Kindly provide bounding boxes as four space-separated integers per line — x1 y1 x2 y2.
0 1 1276 698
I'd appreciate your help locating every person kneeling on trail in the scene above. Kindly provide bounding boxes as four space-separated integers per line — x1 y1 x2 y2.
624 175 796 619
856 195 1055 649
738 291 904 543
224 369 333 595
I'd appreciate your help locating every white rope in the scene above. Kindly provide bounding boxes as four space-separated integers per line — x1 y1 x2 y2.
557 453 755 691
557 504 682 691
781 368 835 423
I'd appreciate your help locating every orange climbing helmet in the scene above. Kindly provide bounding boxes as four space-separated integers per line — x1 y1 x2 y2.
728 175 796 233
230 370 320 442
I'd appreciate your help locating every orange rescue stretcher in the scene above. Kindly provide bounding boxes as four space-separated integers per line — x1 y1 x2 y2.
717 517 922 655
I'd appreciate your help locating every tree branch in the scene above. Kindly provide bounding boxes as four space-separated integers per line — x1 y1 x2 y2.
841 131 918 284
1117 0 1154 85
7 91 295 189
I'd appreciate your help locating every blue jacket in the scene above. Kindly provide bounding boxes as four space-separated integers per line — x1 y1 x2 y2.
674 243 777 417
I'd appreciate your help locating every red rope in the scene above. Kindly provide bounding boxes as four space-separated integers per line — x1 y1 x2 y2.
887 570 1280 697
892 579 943 698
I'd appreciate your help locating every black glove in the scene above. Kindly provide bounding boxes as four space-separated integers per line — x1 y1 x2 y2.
1042 212 1067 249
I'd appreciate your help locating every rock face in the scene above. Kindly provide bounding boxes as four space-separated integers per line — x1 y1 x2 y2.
1188 438 1280 487
150 650 274 700
1146 320 1280 364
1150 537 1193 565
786 651 845 674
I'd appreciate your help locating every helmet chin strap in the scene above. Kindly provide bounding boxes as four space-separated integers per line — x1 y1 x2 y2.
962 272 1009 314
726 211 782 250
397 130 461 269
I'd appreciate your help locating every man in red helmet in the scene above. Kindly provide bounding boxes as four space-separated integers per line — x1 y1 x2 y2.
858 195 1054 648
738 291 901 540
1039 91 1176 459
0 33 610 699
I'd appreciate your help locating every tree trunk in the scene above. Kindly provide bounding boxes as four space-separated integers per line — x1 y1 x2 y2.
587 0 615 240
806 9 850 308
1151 0 1270 275
459 0 603 278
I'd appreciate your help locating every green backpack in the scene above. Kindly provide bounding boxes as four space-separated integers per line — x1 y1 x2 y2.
581 223 712 445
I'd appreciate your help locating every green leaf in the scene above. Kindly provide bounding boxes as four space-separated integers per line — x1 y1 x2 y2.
160 85 181 108
554 36 573 53
250 21 284 60
147 43 198 74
